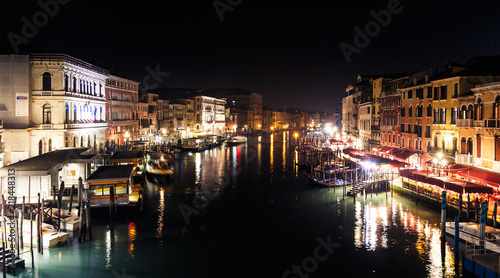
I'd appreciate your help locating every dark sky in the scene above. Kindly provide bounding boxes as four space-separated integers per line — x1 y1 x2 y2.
1 1 500 113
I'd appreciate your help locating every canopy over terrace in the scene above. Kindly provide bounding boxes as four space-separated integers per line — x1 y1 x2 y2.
400 169 493 194
0 148 96 203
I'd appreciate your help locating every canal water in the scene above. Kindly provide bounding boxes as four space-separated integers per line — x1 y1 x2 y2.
14 132 468 277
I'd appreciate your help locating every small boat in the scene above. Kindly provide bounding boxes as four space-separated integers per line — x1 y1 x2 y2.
226 136 247 145
145 152 174 181
20 220 69 248
180 138 208 152
445 221 500 253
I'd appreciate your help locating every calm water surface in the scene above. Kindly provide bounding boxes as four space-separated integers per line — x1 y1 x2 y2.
14 133 465 277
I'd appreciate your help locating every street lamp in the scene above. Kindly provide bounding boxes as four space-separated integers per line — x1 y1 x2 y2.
124 131 130 151
432 153 447 177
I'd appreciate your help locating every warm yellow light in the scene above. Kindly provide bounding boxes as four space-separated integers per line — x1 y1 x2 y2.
283 125 286 129
433 158 438 165
437 153 443 160
441 159 447 167
294 133 298 138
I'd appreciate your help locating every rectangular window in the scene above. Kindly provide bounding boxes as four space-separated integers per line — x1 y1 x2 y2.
451 107 457 124
434 109 439 124
441 108 446 124
425 126 431 138
440 85 447 100
407 90 413 99
496 137 500 161
400 124 404 132
477 136 482 158
427 87 432 98
453 83 458 98
434 87 439 100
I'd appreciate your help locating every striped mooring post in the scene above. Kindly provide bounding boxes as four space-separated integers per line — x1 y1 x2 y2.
441 190 447 241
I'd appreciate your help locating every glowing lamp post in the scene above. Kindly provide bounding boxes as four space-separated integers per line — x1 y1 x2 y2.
433 153 447 177
124 131 130 151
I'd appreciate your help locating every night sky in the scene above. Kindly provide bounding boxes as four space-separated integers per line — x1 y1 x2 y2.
1 0 500 113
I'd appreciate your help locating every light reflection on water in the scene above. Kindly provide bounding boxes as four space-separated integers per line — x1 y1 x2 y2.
13 134 465 278
354 199 456 277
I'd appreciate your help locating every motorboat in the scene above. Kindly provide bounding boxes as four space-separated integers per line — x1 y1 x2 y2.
226 136 247 145
445 221 500 253
145 152 174 181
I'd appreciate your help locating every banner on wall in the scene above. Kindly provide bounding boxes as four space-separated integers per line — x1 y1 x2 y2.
15 93 28 116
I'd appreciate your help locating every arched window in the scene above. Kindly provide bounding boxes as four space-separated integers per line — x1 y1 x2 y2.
73 77 77 93
74 105 77 122
64 75 69 91
460 137 467 154
88 135 91 147
460 105 467 119
42 72 51 91
80 136 84 147
65 103 69 123
476 99 483 120
467 137 473 155
73 136 77 147
401 107 405 117
42 104 51 124
427 104 432 117
467 104 474 119
408 106 412 117
48 139 52 152
38 140 43 155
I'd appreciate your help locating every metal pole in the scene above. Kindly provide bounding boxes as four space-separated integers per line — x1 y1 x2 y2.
441 190 447 242
454 216 459 258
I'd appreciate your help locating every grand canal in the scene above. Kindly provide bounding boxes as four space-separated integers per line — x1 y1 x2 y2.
13 132 467 277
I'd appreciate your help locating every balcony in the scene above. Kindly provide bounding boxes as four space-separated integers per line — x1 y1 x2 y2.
483 119 500 128
380 125 394 132
428 146 456 157
456 119 474 128
475 120 484 128
455 153 473 165
64 121 108 129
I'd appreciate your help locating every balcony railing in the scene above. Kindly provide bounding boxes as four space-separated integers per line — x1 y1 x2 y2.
456 119 474 128
64 121 108 129
455 153 473 165
484 119 500 128
428 146 456 157
380 125 394 132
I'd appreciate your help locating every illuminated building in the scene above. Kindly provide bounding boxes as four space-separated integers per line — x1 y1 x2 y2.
138 92 158 141
193 95 226 135
29 53 108 154
105 75 139 150
398 71 433 166
470 81 500 170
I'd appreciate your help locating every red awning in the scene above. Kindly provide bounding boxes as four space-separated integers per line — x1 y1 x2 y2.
392 150 416 161
400 169 494 194
389 161 409 168
457 167 500 187
380 147 394 153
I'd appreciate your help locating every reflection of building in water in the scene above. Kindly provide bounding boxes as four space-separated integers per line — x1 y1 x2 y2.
156 187 165 249
353 200 455 277
270 134 274 183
